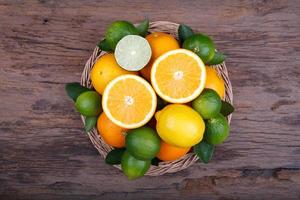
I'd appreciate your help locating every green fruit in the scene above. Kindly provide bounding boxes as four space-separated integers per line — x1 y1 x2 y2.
115 35 151 71
194 141 214 163
105 21 139 50
121 151 151 180
65 82 91 102
126 127 160 160
178 24 194 43
135 19 149 37
183 34 215 63
105 148 126 165
192 89 222 119
75 91 102 117
204 113 229 145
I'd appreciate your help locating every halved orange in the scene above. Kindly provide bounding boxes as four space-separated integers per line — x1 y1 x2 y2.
151 49 206 103
102 75 157 129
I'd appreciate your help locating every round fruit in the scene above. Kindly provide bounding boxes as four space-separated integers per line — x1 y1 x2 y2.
140 32 180 81
115 35 151 71
205 66 225 99
75 91 102 117
192 89 222 119
145 32 180 60
105 21 138 50
97 112 127 148
121 151 151 180
155 104 205 148
204 113 229 145
156 141 190 161
183 34 215 63
90 53 137 95
102 75 157 129
126 127 160 160
139 60 153 81
151 49 206 103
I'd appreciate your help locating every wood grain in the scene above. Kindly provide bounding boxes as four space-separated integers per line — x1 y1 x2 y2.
0 0 299 199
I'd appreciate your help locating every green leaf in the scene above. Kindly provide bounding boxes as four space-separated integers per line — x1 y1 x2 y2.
135 19 149 37
194 141 214 163
105 148 126 165
97 39 112 52
220 101 234 116
151 157 161 166
157 96 168 110
65 82 91 102
84 116 98 132
206 52 226 65
178 24 194 43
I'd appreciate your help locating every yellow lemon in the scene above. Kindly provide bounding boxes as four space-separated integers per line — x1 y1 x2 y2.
155 104 205 147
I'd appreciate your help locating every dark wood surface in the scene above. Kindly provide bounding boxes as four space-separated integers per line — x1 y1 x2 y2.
1 0 300 199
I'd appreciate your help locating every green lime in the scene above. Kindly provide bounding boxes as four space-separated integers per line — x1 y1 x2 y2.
182 34 215 63
121 151 151 180
105 21 138 50
126 127 160 160
75 91 102 117
192 89 222 119
115 35 151 71
204 113 229 145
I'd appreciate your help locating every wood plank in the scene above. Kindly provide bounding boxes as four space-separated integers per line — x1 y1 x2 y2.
0 0 299 199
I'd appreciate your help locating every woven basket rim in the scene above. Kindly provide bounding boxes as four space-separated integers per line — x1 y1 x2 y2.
80 21 233 176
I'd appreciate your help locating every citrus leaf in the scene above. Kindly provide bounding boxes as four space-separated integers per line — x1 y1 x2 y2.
157 96 168 110
105 148 126 165
84 116 98 132
65 82 91 102
136 19 149 37
220 101 234 116
97 39 112 52
151 157 161 166
206 52 226 65
178 24 194 43
194 141 214 163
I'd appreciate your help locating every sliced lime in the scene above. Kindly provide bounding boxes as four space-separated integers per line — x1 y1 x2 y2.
115 35 151 71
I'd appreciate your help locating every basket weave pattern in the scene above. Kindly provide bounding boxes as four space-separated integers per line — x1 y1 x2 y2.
81 21 233 176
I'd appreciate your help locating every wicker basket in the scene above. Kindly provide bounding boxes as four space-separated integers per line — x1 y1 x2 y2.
80 21 233 176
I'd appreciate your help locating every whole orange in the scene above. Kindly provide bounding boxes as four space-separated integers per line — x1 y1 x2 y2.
140 32 179 81
97 112 127 148
205 66 225 99
90 53 137 94
156 141 190 161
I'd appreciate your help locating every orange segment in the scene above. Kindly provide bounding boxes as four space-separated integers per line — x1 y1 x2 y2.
151 49 206 103
140 32 180 81
102 75 157 129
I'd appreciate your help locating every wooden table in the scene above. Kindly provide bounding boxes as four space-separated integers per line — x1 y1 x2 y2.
1 0 299 199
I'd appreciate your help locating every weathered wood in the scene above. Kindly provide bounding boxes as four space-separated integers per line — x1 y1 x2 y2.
0 0 299 199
